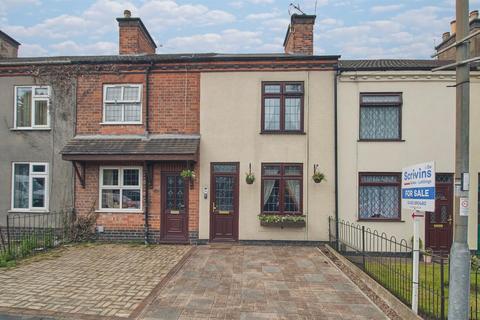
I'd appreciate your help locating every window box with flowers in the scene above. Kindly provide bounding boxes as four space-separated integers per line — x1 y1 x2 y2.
258 214 306 228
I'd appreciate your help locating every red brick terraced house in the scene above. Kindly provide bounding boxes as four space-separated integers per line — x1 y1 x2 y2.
0 11 339 244
61 12 339 244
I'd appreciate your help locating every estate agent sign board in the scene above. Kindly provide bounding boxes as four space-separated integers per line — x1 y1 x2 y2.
402 161 436 212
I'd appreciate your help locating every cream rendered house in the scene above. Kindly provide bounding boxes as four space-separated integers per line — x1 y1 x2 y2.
337 60 480 251
198 15 338 242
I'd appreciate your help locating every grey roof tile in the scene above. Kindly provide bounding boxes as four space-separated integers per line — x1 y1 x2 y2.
61 135 199 155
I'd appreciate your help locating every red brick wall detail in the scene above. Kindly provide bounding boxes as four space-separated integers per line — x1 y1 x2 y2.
74 161 199 236
76 72 200 135
118 24 155 55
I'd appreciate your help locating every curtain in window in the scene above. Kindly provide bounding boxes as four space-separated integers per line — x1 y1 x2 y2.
360 106 400 140
263 180 278 212
16 88 32 127
13 164 29 209
264 98 280 130
285 98 301 130
284 179 300 212
359 185 399 219
34 100 48 126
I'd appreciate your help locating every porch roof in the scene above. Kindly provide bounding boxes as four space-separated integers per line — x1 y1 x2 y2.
61 134 200 161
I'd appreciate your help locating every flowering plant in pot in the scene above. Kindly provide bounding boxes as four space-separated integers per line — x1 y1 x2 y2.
180 169 195 180
312 172 325 183
181 169 195 187
245 163 255 184
245 173 255 184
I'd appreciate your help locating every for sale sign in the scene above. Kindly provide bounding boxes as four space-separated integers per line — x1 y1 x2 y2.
402 161 436 212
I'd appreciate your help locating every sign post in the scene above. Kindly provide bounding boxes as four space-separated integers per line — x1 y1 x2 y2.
402 161 436 314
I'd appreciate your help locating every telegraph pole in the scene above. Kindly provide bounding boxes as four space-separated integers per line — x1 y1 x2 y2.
448 0 471 318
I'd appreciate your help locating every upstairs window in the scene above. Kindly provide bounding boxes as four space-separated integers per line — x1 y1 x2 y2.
262 163 303 215
15 86 50 129
358 173 401 220
359 93 402 141
103 84 142 124
262 82 304 133
11 162 49 211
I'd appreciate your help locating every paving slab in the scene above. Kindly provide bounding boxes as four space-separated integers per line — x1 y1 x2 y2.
139 245 387 320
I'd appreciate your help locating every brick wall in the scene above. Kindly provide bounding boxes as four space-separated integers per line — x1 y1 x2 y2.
74 161 199 243
284 14 315 55
76 71 200 135
149 72 200 134
118 20 156 55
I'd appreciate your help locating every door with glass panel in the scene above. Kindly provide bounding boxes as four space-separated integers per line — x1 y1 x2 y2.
425 174 453 252
161 173 188 242
210 163 239 241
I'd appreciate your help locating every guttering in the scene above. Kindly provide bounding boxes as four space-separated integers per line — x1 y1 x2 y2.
334 67 340 244
144 161 149 245
143 63 152 245
145 62 152 133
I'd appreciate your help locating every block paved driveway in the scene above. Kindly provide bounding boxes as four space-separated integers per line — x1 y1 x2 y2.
0 244 191 319
139 245 387 320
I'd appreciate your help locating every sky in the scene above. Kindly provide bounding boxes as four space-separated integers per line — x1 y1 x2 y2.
0 0 478 59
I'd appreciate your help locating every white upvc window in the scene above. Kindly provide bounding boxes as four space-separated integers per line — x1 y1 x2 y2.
102 84 142 124
14 86 51 129
99 166 142 211
11 162 49 212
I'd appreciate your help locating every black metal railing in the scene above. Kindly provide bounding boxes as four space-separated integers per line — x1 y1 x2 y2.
328 217 480 319
0 211 73 266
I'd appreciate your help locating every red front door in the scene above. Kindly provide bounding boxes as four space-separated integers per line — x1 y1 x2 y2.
425 175 453 252
161 173 188 242
210 163 239 242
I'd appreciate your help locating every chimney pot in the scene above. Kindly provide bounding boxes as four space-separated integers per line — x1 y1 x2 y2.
450 20 457 34
470 10 479 22
124 10 131 18
442 31 450 41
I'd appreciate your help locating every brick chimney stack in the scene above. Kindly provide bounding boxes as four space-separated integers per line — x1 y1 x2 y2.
283 14 316 55
117 10 157 55
435 9 480 60
0 30 20 58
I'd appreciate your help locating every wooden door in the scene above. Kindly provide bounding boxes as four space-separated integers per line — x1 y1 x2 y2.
425 175 453 252
161 173 188 242
210 163 239 242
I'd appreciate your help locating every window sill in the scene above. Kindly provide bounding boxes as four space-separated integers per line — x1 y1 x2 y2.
260 131 306 135
8 209 49 213
100 122 143 125
95 209 143 214
357 139 405 142
10 128 51 131
357 219 405 222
